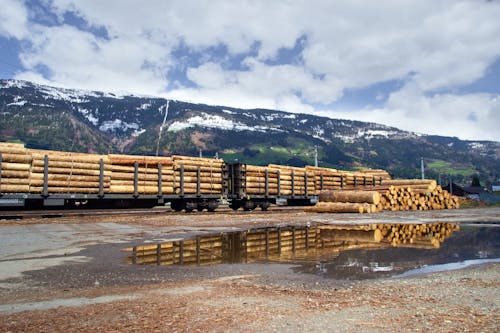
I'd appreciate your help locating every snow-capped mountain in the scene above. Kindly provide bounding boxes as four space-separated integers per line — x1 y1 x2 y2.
1 79 498 184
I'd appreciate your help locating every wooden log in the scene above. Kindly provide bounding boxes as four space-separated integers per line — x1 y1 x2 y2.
29 179 109 187
0 184 30 192
30 152 107 163
29 187 100 194
32 159 105 170
319 190 380 205
1 170 30 178
108 185 174 194
30 166 111 176
0 162 31 171
304 202 365 213
0 153 32 163
108 154 173 165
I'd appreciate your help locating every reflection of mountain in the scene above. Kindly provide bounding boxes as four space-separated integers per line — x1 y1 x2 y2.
293 225 500 280
121 222 496 281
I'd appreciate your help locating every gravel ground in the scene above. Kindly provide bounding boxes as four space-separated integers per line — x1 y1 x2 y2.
0 207 499 332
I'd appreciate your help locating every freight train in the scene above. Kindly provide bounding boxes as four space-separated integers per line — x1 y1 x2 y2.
0 143 390 211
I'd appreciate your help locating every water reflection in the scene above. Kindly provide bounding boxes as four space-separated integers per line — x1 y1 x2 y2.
123 222 472 275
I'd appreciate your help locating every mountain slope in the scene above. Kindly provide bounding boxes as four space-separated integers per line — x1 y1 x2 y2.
1 79 498 185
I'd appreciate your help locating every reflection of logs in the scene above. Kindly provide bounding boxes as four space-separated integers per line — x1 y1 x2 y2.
125 222 459 267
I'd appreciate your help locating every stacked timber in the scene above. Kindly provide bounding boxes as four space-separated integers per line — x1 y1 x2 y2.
172 155 223 195
369 180 460 211
27 149 110 194
356 169 392 181
108 154 174 194
268 164 316 196
305 190 381 213
246 165 279 195
0 143 32 193
305 166 390 195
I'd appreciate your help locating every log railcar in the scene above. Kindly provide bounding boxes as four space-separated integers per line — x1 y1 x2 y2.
0 143 387 212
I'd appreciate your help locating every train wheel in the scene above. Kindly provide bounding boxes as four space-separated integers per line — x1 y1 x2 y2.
243 201 255 211
259 201 271 211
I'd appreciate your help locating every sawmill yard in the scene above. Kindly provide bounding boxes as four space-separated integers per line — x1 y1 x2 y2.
0 207 499 332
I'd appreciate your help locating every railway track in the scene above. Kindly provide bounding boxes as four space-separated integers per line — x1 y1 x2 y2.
0 205 303 221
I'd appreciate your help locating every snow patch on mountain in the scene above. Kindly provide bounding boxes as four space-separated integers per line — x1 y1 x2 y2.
99 119 139 132
168 113 281 133
7 100 26 106
78 108 99 125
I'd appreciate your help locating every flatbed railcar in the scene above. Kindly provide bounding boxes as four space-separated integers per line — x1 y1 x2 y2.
0 144 385 212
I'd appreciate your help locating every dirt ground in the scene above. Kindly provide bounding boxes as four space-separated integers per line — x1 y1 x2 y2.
0 207 499 332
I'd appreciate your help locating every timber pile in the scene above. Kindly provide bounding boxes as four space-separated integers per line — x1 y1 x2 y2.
268 164 316 196
0 142 111 194
27 149 110 194
245 165 279 195
108 154 174 194
172 155 223 194
0 143 33 193
305 166 391 194
369 179 460 211
305 190 381 213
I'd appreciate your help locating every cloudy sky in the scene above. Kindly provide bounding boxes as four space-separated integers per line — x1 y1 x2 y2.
1 0 500 141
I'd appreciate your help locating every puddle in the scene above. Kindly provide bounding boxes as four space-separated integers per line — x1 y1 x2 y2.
123 222 500 279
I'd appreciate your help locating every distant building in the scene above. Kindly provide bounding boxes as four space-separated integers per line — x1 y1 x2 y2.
491 184 500 193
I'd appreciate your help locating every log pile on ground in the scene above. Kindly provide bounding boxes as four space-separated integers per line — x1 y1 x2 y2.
305 190 381 213
372 179 460 211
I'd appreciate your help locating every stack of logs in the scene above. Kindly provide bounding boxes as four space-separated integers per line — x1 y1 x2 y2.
0 142 111 194
108 154 174 194
375 179 460 211
0 143 33 193
245 165 279 195
305 190 382 213
268 164 316 196
0 143 223 195
305 166 392 194
305 179 460 213
172 155 223 194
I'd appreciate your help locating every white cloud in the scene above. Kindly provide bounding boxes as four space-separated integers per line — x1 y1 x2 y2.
2 0 500 140
0 0 29 39
330 84 500 141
